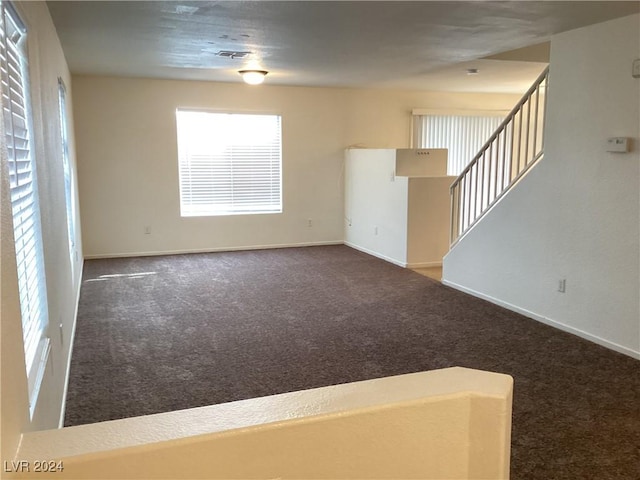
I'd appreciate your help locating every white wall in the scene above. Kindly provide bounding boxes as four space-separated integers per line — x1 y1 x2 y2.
72 75 521 258
443 14 640 358
344 89 522 149
73 77 350 257
1 0 83 462
344 149 409 265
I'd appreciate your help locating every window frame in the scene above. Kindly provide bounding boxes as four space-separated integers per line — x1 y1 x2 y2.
57 77 77 275
411 109 508 176
1 0 50 416
175 109 283 218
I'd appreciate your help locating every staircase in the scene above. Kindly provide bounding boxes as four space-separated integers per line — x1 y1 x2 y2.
450 67 549 245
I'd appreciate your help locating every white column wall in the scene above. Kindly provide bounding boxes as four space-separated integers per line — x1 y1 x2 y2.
344 149 409 266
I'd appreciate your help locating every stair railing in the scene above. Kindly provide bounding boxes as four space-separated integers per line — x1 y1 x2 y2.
450 66 549 246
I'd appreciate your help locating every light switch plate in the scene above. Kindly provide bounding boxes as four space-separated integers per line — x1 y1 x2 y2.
633 59 640 79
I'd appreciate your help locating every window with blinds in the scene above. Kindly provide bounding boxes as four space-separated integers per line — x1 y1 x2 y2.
58 78 76 273
414 114 505 176
1 1 50 413
176 110 282 217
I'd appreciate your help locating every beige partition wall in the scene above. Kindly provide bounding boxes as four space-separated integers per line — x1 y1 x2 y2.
407 176 456 266
12 367 513 480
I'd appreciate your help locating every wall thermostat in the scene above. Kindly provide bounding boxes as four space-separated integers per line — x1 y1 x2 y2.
606 137 630 153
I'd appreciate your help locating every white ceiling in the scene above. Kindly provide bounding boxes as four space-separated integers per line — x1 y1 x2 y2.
46 1 639 94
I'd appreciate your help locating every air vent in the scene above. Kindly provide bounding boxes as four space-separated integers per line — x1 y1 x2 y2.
216 51 251 59
175 5 199 15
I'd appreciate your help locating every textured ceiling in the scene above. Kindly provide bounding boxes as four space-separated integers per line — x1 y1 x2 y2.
46 1 639 93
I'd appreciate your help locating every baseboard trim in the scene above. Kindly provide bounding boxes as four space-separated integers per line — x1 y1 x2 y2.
406 261 443 269
342 243 442 270
58 259 85 428
84 241 344 260
442 279 640 360
343 242 407 268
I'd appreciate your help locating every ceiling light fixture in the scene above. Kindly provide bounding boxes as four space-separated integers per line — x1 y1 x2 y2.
466 68 479 75
239 69 268 85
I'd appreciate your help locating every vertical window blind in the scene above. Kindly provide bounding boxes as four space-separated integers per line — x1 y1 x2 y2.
176 110 282 217
414 115 505 175
1 1 50 410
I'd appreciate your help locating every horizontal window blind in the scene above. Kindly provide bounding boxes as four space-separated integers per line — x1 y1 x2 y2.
1 1 50 409
415 115 504 175
176 110 282 217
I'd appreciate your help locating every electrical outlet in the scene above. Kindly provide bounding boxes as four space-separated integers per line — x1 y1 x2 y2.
558 279 566 293
144 226 151 235
307 219 313 228
374 226 378 235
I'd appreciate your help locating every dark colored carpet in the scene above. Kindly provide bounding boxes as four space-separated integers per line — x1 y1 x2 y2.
65 245 639 479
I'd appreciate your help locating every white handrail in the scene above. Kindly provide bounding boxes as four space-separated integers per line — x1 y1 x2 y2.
450 67 549 245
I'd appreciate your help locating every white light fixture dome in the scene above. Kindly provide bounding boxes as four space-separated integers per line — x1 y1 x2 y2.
239 70 268 85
